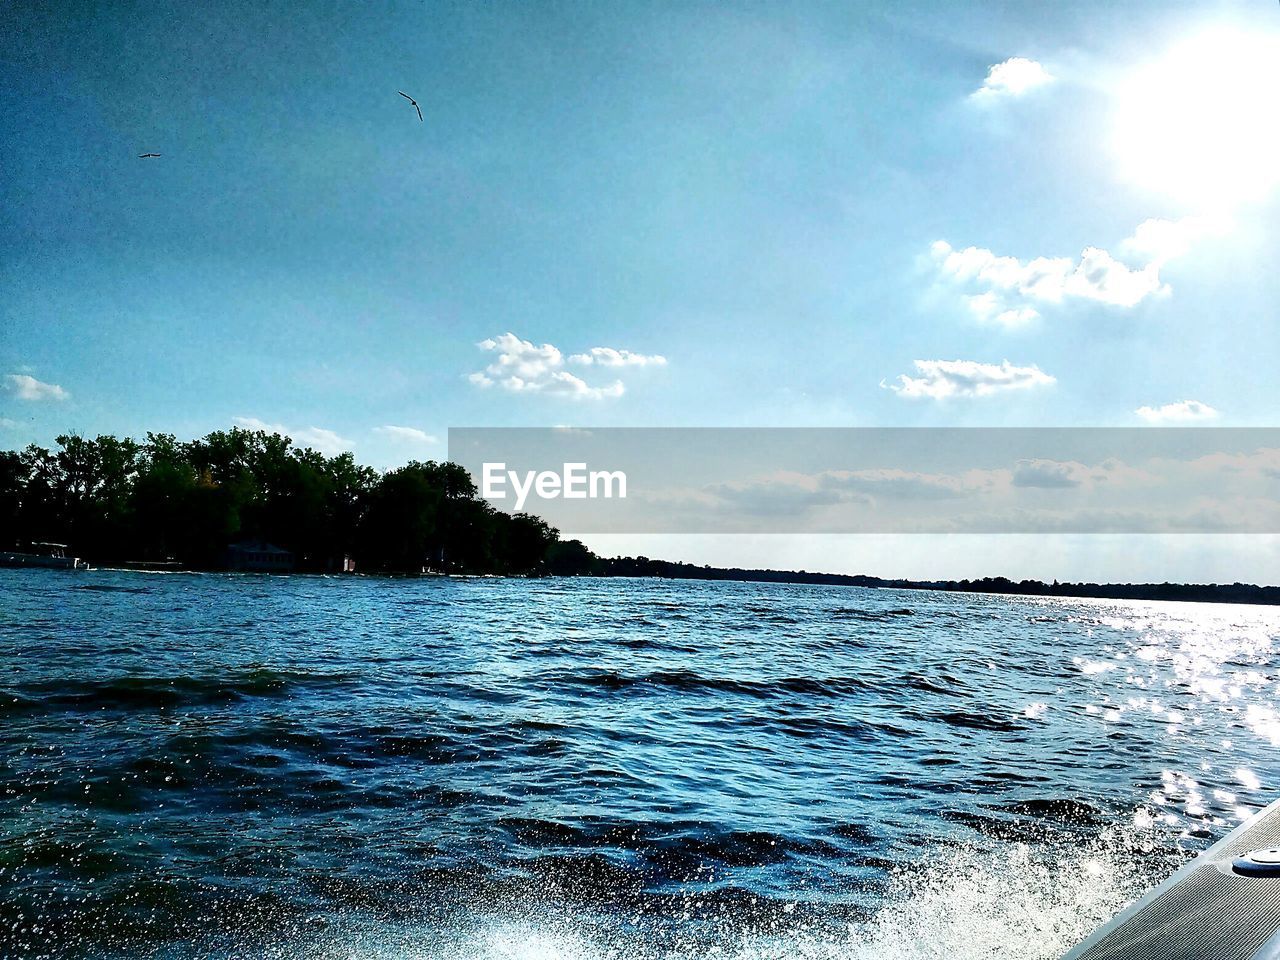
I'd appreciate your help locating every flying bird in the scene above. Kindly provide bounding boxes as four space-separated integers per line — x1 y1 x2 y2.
138 153 161 158
398 91 423 122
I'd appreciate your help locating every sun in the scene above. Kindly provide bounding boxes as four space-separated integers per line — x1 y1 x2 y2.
1112 27 1280 209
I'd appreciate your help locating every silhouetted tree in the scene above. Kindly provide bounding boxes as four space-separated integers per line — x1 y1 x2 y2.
546 538 600 576
0 432 580 575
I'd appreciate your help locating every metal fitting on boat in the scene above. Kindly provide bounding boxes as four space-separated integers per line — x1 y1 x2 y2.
1234 848 1280 878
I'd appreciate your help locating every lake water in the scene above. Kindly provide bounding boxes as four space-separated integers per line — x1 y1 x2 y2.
2 569 1278 959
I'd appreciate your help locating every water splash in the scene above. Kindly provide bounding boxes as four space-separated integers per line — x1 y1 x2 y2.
241 830 1170 960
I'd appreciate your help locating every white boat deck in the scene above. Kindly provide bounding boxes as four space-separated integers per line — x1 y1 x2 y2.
1064 799 1280 960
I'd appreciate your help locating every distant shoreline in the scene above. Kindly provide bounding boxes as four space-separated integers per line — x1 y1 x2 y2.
15 560 1277 606
582 559 1280 606
7 429 1277 606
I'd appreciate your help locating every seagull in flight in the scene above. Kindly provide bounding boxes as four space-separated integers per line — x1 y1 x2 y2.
138 152 161 158
398 91 423 122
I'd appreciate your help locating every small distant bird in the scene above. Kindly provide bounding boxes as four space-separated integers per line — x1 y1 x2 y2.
398 91 423 122
138 153 161 158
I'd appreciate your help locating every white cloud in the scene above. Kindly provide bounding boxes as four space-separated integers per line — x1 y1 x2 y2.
233 416 286 433
883 359 1055 400
930 215 1216 326
374 425 438 445
293 427 349 454
933 240 1165 311
965 292 1040 328
971 57 1053 99
0 418 18 430
821 468 996 500
1182 447 1280 479
232 416 352 455
1119 217 1215 266
1068 246 1167 306
568 347 668 367
1011 457 1156 489
702 471 854 516
1135 400 1219 423
649 455 1169 528
1012 459 1090 489
469 333 663 400
3 373 69 401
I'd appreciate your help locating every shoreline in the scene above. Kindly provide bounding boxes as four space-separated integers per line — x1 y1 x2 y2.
14 562 1280 607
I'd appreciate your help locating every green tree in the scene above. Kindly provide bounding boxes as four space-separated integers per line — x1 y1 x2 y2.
0 429 588 575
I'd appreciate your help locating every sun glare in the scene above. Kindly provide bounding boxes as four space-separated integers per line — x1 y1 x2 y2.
1113 28 1280 209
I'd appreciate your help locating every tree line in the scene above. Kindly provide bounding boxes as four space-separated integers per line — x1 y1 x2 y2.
3 430 1275 602
583 559 1280 605
0 429 596 575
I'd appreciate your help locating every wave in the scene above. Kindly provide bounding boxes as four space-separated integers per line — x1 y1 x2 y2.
9 667 359 711
930 710 1025 733
827 607 915 621
540 667 876 699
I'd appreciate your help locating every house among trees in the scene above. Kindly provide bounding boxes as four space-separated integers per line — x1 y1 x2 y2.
327 554 356 573
225 540 294 573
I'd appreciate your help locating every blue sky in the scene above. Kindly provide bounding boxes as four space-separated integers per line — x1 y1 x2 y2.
3 0 1279 578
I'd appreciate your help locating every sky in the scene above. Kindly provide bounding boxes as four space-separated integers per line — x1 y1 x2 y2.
3 0 1279 580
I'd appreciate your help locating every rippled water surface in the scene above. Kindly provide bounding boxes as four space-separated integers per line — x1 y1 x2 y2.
2 569 1279 959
